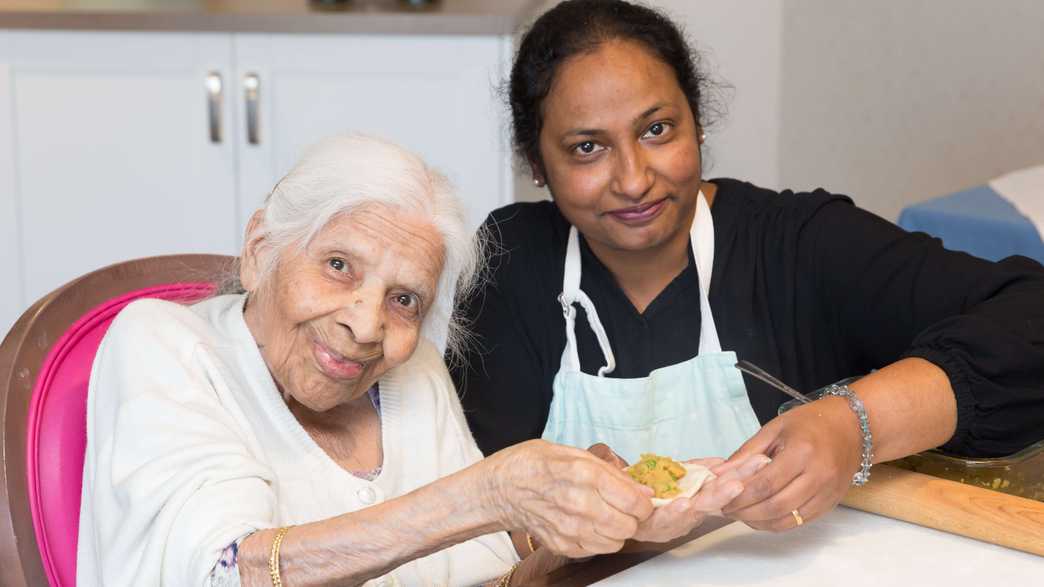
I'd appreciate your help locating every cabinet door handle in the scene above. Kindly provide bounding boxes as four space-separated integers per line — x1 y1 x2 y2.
244 73 260 145
205 71 223 144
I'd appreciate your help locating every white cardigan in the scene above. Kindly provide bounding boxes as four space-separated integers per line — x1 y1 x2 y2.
77 294 517 586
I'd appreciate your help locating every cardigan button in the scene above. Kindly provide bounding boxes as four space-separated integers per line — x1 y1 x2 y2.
357 486 377 505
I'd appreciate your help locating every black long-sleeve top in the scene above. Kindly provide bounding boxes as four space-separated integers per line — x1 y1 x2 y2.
450 178 1044 458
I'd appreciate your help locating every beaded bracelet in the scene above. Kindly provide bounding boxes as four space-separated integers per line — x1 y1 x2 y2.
822 383 873 486
269 526 291 587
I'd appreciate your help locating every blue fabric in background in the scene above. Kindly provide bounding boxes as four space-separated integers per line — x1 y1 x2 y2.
897 185 1044 264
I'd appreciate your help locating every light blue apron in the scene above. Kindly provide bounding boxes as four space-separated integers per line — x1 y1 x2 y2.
542 191 762 463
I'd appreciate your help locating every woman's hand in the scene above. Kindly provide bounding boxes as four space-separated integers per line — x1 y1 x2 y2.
486 439 655 558
718 397 863 531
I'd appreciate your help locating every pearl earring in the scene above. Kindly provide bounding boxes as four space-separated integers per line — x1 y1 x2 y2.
699 132 707 143
533 178 544 187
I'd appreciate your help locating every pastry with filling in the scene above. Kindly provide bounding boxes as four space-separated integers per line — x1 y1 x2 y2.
626 453 716 507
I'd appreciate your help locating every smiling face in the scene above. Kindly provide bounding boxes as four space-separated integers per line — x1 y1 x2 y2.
537 39 704 254
241 205 444 412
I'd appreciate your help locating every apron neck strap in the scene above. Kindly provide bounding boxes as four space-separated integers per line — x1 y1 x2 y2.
561 228 616 376
563 227 583 297
692 190 722 354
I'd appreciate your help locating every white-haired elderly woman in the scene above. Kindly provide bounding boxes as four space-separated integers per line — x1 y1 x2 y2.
77 134 756 587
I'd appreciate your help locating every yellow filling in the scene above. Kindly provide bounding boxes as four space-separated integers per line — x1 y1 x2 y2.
626 453 688 498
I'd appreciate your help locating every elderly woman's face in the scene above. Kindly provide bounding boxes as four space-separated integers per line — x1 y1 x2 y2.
537 39 703 253
243 206 444 412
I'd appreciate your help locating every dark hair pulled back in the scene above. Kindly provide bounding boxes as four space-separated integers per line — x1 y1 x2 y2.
509 0 719 168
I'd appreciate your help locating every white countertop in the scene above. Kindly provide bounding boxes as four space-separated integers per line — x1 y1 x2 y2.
595 506 1042 586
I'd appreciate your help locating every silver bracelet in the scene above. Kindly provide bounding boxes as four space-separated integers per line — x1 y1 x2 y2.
821 383 873 486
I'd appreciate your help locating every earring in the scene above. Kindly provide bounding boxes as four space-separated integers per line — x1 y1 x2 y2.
699 132 707 143
533 178 545 187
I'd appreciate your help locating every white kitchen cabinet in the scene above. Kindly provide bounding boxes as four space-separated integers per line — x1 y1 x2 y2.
0 30 239 333
233 33 512 237
0 29 512 334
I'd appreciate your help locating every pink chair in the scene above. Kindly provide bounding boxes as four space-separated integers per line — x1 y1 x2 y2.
0 255 234 586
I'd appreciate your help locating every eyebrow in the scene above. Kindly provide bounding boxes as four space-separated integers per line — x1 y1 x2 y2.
563 103 669 137
636 103 667 122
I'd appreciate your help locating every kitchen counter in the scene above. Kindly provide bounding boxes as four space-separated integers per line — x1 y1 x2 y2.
0 0 543 35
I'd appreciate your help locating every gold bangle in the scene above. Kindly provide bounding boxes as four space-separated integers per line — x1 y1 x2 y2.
269 526 291 587
526 533 537 554
494 561 521 587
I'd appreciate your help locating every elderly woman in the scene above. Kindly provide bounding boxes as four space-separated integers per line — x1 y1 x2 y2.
453 0 1044 536
76 135 761 586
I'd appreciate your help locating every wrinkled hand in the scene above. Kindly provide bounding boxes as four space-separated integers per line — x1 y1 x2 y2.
488 439 655 558
719 397 863 531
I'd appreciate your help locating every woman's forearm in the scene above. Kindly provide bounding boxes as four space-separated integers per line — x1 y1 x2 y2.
237 460 511 586
850 357 958 463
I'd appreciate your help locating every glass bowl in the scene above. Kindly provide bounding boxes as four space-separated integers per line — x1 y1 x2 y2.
891 441 1044 502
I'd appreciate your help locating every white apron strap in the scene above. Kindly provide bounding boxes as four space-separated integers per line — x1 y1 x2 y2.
560 227 617 376
692 190 723 354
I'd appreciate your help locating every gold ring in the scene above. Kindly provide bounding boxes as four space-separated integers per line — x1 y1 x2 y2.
791 509 804 526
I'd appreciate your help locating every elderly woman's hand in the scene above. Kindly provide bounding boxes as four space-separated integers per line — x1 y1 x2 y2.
718 398 863 531
487 439 655 558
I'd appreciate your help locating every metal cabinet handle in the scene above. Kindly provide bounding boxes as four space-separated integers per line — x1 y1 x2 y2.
244 73 260 145
205 71 223 144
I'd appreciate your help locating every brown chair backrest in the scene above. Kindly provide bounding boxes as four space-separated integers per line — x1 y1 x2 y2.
0 254 235 586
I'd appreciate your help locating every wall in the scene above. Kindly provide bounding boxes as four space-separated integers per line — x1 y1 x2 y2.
780 0 1044 220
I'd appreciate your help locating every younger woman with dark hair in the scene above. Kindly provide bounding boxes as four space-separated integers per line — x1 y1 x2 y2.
453 0 1044 539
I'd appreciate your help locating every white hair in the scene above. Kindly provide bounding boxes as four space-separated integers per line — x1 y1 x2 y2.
251 133 486 362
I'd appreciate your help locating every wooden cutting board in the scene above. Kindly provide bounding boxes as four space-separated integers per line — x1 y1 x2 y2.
841 464 1044 556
